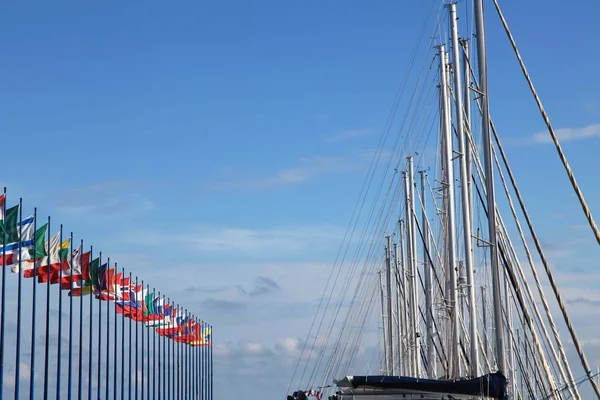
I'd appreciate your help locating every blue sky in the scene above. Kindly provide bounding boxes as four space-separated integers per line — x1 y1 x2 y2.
1 0 600 398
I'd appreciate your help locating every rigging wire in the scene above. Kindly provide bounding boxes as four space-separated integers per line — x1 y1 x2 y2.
301 12 445 394
490 3 600 397
287 0 597 398
287 1 445 393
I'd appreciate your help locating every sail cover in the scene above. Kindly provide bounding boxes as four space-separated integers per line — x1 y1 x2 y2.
337 372 507 399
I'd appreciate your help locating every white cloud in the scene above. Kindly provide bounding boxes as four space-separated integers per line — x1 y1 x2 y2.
211 154 367 190
276 337 303 358
531 123 600 144
3 363 32 388
245 342 268 355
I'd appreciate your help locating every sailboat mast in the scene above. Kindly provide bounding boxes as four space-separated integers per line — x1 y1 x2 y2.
481 286 489 368
398 219 409 376
473 0 506 375
407 156 421 377
403 168 418 378
402 173 414 377
394 242 403 375
461 38 473 224
438 44 460 379
419 170 435 378
385 235 394 375
378 269 389 373
448 2 479 378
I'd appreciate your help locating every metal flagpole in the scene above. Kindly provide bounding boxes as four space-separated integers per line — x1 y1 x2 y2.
175 303 178 400
184 311 188 398
77 240 84 400
97 253 103 400
25 213 38 397
87 248 95 400
157 292 161 400
0 189 6 399
31 216 49 400
129 273 133 400
121 268 126 400
190 320 193 398
153 288 157 400
196 320 204 399
147 285 152 399
198 320 206 400
56 224 64 399
184 317 187 398
184 314 187 399
141 280 145 400
169 300 174 400
193 320 197 400
188 318 192 396
166 299 171 400
199 320 202 400
67 232 74 400
105 258 111 400
146 285 151 400
198 320 202 399
14 200 25 398
114 263 119 400
209 325 213 400
204 321 206 400
202 321 205 400
196 324 199 399
176 306 180 400
206 322 209 400
136 278 140 400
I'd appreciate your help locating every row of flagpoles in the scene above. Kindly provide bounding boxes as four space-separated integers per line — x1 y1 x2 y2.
0 190 213 399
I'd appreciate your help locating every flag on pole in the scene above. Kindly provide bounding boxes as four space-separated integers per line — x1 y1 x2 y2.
0 193 5 234
27 232 70 280
2 213 39 268
9 223 48 273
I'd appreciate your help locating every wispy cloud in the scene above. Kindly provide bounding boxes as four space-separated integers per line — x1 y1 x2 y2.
125 225 344 256
51 180 155 216
199 298 247 312
184 285 230 294
566 297 600 307
237 276 281 297
525 123 600 145
212 155 364 191
324 129 374 143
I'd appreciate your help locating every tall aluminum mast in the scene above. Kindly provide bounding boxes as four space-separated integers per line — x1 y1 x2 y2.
474 0 506 375
385 236 394 374
378 270 389 374
394 242 403 375
438 44 460 378
398 220 409 375
419 170 435 378
448 2 478 378
407 156 421 377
